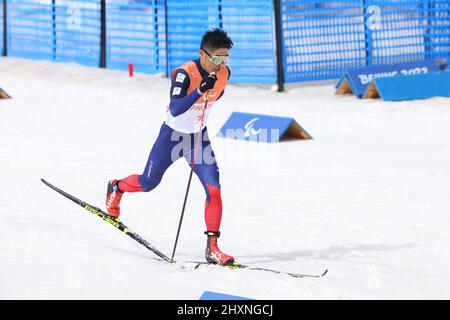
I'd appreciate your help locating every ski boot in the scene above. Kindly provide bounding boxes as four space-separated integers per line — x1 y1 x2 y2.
105 180 123 218
204 231 234 266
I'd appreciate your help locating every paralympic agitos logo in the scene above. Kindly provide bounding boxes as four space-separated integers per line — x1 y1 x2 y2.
244 118 262 138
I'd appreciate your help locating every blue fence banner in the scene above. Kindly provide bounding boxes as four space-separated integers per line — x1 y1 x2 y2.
199 291 252 300
1 1 4 56
2 1 450 85
281 1 450 83
106 1 167 74
166 0 276 84
5 0 102 66
335 60 440 98
363 71 450 101
217 112 312 143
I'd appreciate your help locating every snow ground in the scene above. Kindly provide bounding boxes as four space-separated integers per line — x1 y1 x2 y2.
0 57 449 299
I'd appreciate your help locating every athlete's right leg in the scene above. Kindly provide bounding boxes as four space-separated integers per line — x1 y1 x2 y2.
106 123 184 216
120 123 180 193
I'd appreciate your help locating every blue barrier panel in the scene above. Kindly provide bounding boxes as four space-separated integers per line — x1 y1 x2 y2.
425 1 450 62
363 71 450 101
6 0 54 61
369 1 430 66
199 291 252 300
221 0 276 84
369 0 450 66
106 0 167 74
4 1 450 85
6 0 101 67
166 1 220 75
1 1 4 55
54 0 101 67
281 1 366 82
281 0 450 82
335 59 440 97
166 0 276 84
217 112 312 143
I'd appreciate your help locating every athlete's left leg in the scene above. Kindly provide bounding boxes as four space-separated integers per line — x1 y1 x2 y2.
185 128 234 265
186 129 222 232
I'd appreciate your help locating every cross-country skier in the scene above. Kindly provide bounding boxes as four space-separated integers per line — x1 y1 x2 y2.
105 28 234 266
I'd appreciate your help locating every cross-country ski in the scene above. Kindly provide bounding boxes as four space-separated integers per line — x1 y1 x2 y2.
41 179 327 279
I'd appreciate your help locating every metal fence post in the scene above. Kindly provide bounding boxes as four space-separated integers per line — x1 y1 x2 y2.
363 0 373 66
218 0 223 29
153 0 159 72
424 0 433 61
100 0 106 68
273 0 284 92
164 0 169 76
2 0 7 56
51 0 56 61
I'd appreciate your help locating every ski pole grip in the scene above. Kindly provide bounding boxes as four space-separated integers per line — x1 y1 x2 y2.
205 72 215 100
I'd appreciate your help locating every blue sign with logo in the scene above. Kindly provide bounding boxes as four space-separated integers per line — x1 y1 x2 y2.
336 60 440 98
365 71 450 101
216 112 312 143
199 291 253 300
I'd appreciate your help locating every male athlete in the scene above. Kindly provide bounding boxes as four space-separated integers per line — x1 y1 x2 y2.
105 28 234 265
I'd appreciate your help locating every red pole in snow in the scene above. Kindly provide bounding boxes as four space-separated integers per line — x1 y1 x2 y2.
128 63 134 77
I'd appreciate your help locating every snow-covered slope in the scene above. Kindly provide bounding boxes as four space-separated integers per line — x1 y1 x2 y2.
1 57 449 299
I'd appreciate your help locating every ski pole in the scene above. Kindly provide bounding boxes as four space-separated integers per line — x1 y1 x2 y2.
170 75 214 263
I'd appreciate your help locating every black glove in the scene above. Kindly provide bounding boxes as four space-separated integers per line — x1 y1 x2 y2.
198 74 217 94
